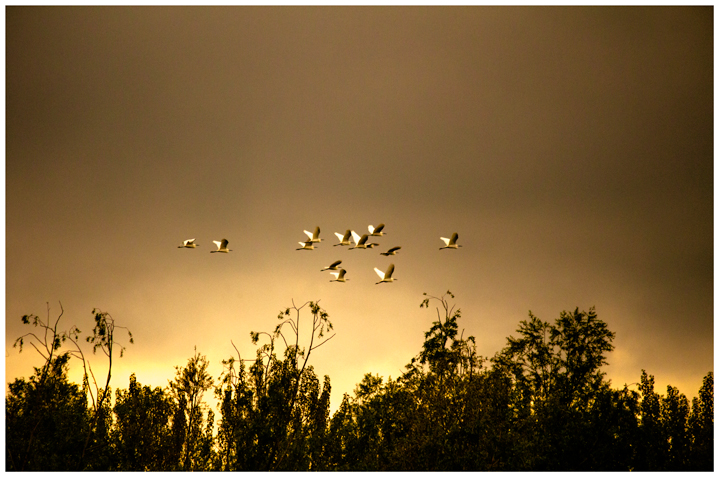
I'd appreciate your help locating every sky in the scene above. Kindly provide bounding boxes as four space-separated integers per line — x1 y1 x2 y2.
5 6 713 414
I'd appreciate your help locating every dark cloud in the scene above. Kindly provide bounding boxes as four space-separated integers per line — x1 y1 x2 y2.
6 7 712 408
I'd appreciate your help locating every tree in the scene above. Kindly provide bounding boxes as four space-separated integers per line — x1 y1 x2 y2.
111 373 175 471
634 370 667 470
169 347 215 471
491 306 616 470
215 299 334 471
688 371 713 470
9 303 133 470
6 354 90 471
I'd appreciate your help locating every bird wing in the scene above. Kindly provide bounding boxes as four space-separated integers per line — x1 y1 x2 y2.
313 226 321 240
334 232 344 241
385 263 395 278
368 225 375 234
221 239 229 248
375 223 385 233
388 246 401 253
330 271 339 279
213 240 223 249
304 230 313 240
330 260 342 268
338 269 347 278
374 267 385 279
351 230 361 244
358 234 369 245
450 232 459 245
343 230 352 241
440 237 450 246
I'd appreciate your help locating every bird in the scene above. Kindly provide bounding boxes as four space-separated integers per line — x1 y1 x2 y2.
368 223 387 236
304 226 323 243
178 238 199 248
211 239 232 253
440 232 462 250
329 269 348 282
349 231 370 249
320 260 342 271
296 241 315 251
380 246 401 256
334 230 353 246
374 263 397 284
366 243 380 249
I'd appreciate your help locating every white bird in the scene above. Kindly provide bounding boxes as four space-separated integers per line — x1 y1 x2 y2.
440 232 462 250
329 269 348 282
374 263 397 284
178 238 199 248
304 226 323 243
368 223 387 236
321 260 342 271
296 241 315 251
211 239 232 253
380 246 401 256
334 230 353 246
349 231 370 249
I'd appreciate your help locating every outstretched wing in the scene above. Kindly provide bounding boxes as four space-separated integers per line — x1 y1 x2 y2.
385 263 395 278
368 225 375 234
440 237 450 246
351 230 361 244
213 240 223 249
313 226 321 240
329 260 342 268
338 269 347 278
374 223 385 233
304 230 313 240
357 234 369 245
450 232 459 245
374 267 385 279
330 271 339 279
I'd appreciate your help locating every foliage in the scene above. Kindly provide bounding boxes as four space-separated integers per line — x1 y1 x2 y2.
7 295 713 471
6 355 90 471
214 300 334 471
169 348 216 471
111 373 176 471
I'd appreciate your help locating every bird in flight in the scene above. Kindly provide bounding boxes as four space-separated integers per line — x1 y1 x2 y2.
368 223 387 236
334 230 353 246
320 260 343 271
304 226 323 243
380 246 401 256
440 233 462 250
374 263 397 284
349 231 370 249
211 239 232 253
178 238 199 248
329 269 348 282
296 241 315 251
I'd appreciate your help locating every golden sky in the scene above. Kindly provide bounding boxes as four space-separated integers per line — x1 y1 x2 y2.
5 6 713 412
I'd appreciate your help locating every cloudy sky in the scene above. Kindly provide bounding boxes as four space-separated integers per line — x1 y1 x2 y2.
6 6 713 412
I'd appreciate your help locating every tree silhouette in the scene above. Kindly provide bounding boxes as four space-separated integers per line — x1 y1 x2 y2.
7 295 714 471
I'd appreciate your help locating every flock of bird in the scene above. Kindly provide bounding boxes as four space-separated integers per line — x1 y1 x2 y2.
178 224 461 285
